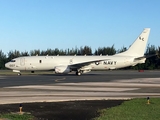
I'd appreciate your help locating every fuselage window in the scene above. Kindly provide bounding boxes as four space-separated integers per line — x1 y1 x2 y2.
39 60 42 63
11 60 16 62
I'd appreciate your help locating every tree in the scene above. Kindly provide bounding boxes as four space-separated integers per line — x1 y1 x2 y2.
30 49 41 56
117 46 127 53
21 51 29 56
0 50 6 69
94 45 116 55
156 46 160 69
7 50 21 61
81 46 92 55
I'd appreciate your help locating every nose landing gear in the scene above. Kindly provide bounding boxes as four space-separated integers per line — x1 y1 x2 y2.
17 73 21 76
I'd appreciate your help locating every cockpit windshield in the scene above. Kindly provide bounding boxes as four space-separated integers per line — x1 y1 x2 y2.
10 60 16 62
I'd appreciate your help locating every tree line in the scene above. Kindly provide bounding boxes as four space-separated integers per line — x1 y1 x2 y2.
0 45 160 70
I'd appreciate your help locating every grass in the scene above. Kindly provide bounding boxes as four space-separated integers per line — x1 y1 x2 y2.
94 98 160 120
0 98 160 120
0 113 34 120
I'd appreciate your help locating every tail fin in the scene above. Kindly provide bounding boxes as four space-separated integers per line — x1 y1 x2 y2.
116 28 150 57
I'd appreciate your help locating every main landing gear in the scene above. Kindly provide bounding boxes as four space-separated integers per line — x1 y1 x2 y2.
76 70 82 76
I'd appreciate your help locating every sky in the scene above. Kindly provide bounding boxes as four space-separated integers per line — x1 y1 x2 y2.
0 0 160 54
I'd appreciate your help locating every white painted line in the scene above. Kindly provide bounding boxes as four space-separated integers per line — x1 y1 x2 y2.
5 85 139 92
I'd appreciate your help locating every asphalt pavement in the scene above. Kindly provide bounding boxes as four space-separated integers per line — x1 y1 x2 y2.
0 70 160 104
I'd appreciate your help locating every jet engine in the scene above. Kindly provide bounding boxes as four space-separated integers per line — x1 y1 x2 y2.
55 66 71 74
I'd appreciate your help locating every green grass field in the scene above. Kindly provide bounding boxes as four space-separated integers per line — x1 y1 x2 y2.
94 98 160 120
0 98 160 120
0 113 34 120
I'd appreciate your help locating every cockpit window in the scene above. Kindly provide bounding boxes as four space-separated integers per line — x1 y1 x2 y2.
10 60 16 62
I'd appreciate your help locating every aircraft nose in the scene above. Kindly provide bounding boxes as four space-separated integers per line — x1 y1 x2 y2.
5 63 10 69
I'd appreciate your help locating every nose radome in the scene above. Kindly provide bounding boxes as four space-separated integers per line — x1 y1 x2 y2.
5 63 9 68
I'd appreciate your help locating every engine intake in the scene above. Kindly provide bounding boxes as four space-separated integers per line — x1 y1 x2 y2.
55 66 71 74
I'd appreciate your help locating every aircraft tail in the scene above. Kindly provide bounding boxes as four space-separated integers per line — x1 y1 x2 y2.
116 28 150 57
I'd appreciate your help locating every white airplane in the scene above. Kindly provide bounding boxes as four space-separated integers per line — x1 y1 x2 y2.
5 28 150 76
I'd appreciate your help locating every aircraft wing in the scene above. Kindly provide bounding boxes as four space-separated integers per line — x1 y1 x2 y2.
69 59 110 69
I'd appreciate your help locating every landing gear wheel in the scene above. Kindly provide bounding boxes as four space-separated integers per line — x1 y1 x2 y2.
18 73 21 76
77 72 81 76
76 71 82 76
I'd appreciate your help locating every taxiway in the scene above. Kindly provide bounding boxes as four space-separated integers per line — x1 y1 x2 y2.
0 70 160 104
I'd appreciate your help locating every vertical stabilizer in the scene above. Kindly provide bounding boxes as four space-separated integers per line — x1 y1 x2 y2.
116 28 150 57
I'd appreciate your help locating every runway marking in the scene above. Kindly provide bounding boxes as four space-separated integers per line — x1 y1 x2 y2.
55 77 66 82
56 82 160 87
4 85 139 92
2 77 160 104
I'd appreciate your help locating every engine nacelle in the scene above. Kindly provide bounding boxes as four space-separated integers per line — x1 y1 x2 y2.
55 66 71 74
80 67 91 73
83 69 91 73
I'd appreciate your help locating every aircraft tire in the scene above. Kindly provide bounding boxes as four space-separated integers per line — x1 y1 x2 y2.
76 71 82 76
18 73 21 76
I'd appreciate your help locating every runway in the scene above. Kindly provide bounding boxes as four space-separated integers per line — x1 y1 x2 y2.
0 70 160 104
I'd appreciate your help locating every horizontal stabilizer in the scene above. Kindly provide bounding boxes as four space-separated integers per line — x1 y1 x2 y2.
134 54 157 60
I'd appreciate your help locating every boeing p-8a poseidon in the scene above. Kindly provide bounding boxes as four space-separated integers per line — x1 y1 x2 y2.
5 28 150 76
